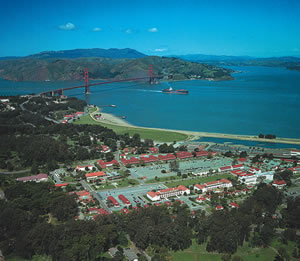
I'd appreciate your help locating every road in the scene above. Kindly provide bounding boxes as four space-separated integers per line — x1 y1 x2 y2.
80 180 110 212
0 169 31 175
126 235 152 261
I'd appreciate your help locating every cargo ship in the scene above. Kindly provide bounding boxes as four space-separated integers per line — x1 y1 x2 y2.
161 87 188 94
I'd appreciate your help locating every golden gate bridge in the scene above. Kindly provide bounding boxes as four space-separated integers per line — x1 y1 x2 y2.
39 64 160 96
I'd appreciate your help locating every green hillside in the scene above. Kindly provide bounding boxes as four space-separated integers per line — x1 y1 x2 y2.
0 56 233 82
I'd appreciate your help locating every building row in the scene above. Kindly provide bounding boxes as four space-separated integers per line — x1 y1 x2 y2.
194 178 233 193
17 173 48 183
85 171 121 182
147 185 190 201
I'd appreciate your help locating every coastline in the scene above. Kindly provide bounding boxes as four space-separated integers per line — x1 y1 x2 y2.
90 106 300 146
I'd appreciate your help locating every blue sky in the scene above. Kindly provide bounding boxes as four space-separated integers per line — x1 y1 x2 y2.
1 0 300 57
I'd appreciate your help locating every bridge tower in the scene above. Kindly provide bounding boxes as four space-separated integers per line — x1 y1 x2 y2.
149 64 154 84
84 68 90 94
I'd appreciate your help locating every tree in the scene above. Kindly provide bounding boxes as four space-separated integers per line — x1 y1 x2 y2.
105 152 114 162
0 159 6 169
6 161 13 171
50 194 78 221
31 161 39 174
169 160 179 172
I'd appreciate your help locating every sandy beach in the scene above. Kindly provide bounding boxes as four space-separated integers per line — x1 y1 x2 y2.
90 106 300 145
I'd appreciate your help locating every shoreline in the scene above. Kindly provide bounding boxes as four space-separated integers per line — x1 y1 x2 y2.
90 106 300 146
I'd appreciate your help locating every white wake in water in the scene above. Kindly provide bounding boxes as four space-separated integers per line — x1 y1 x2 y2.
138 89 162 93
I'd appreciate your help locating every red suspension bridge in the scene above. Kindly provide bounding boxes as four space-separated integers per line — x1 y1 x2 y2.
39 65 159 96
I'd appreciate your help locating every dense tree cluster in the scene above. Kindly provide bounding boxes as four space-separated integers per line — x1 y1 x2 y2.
258 133 276 139
158 143 175 153
119 133 154 153
190 184 285 254
24 97 87 116
0 120 118 171
1 179 300 260
125 204 192 251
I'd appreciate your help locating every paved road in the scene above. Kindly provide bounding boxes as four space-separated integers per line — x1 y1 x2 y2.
80 180 110 212
126 235 151 261
0 169 30 175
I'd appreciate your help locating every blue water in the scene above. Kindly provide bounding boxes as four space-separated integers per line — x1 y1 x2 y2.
0 66 300 138
196 137 300 150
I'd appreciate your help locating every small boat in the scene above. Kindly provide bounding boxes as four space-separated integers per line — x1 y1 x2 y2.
162 86 188 94
122 116 126 119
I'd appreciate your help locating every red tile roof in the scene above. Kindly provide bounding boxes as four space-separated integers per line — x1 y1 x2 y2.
229 202 239 208
121 208 130 214
220 166 232 170
118 194 131 205
158 153 176 161
140 155 158 163
108 196 120 207
86 171 106 178
273 180 286 185
149 147 158 153
55 183 68 187
195 151 209 157
17 173 48 182
121 157 140 165
232 164 244 169
97 160 119 169
176 151 193 159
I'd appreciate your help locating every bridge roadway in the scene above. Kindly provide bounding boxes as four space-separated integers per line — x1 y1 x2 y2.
39 76 160 96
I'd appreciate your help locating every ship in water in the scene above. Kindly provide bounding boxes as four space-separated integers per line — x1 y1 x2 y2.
161 86 188 94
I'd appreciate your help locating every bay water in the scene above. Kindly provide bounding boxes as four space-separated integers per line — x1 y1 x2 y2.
1 66 300 139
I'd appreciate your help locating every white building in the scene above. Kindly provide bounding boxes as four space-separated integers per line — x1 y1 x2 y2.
76 165 93 171
238 175 257 185
291 150 300 156
147 185 190 201
194 178 232 193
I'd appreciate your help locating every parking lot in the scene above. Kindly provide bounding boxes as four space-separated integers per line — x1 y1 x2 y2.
97 182 213 213
98 183 168 211
129 157 234 181
130 164 175 180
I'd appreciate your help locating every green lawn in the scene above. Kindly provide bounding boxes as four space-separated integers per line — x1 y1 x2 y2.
88 107 98 113
63 176 75 182
271 238 298 260
145 175 181 184
96 178 139 191
74 114 188 142
164 173 233 188
171 240 277 261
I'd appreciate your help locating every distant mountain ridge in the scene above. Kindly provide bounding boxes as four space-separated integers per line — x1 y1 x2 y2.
26 48 146 59
168 54 255 61
169 54 300 71
0 48 146 61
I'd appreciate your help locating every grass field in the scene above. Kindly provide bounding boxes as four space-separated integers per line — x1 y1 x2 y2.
74 114 188 142
171 240 277 261
164 173 233 188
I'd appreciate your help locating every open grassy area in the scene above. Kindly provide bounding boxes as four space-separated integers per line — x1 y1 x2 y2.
271 238 298 260
164 173 233 188
96 178 139 191
171 240 277 261
74 114 188 142
145 175 181 184
88 107 97 113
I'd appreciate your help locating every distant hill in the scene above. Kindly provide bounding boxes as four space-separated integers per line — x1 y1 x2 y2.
0 56 21 61
26 48 146 59
169 54 255 62
169 54 300 70
0 48 146 61
0 56 233 82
